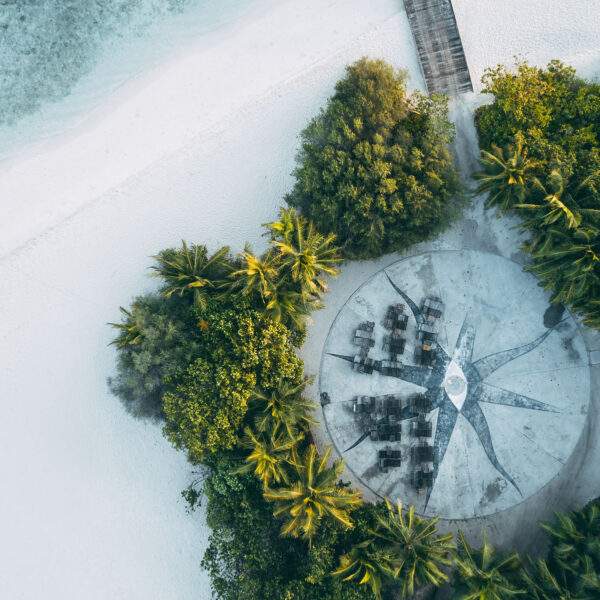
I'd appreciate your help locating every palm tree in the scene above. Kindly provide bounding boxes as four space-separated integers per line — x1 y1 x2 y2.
525 225 600 304
266 207 341 299
516 170 600 232
452 530 524 600
572 291 600 329
474 134 539 210
263 444 362 545
263 284 314 331
332 539 392 600
539 502 600 582
248 376 317 438
108 305 143 348
373 500 453 598
236 425 302 489
228 246 279 303
151 241 230 308
521 558 597 600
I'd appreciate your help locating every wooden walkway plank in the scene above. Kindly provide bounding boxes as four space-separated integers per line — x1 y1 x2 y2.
403 0 473 96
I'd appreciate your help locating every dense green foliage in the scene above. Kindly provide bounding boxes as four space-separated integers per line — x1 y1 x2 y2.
201 458 376 600
108 58 600 600
264 445 362 544
474 60 600 328
452 530 522 600
476 60 600 183
162 300 303 463
108 293 203 418
333 500 453 599
229 207 340 331
286 58 461 259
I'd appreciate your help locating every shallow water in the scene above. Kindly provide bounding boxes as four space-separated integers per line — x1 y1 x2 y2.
0 0 253 160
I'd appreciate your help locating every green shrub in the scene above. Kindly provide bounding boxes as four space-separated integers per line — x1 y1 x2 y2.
286 57 461 259
108 294 203 418
201 457 377 600
162 300 303 463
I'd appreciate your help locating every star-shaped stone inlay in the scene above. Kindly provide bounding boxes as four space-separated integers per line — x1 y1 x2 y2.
331 272 562 508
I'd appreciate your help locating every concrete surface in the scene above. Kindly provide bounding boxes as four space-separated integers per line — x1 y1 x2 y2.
319 249 589 519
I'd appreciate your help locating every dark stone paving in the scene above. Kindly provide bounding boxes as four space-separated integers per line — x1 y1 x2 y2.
403 0 472 95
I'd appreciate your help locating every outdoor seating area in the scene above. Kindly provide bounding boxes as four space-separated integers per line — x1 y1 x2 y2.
378 448 402 472
423 297 443 320
343 296 442 480
409 394 431 415
384 304 408 330
413 467 434 493
371 422 401 442
383 333 406 355
418 322 438 342
412 414 433 437
353 395 376 414
415 343 434 366
411 441 434 463
381 360 402 377
353 355 376 374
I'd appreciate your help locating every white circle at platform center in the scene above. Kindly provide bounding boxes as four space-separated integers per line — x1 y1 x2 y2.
443 360 468 410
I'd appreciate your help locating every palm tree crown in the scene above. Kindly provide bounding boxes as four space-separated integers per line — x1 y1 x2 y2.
517 170 600 233
373 500 453 598
265 207 341 299
236 425 302 490
248 376 316 438
108 305 143 348
452 529 524 600
151 241 230 308
263 444 362 545
331 539 392 600
474 135 539 210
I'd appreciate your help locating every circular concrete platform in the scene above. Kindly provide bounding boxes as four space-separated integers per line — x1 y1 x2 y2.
318 250 590 519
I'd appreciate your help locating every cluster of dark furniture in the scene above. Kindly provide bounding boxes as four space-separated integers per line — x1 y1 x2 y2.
343 296 445 486
351 393 434 478
415 296 444 366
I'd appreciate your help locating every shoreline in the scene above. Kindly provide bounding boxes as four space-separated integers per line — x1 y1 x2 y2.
0 0 403 259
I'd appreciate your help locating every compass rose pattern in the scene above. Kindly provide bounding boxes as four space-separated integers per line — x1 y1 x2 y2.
318 251 590 519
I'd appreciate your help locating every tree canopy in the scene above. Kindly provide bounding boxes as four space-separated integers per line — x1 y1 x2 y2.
286 57 461 259
162 300 303 463
474 60 600 329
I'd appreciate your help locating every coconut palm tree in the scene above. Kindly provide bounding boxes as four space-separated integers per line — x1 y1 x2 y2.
521 558 597 600
263 284 315 331
263 444 362 545
228 246 279 303
236 425 302 489
452 530 524 600
332 539 392 600
373 500 453 598
539 501 600 581
248 376 317 438
151 242 230 308
572 292 600 330
516 170 600 232
265 207 341 299
474 134 539 210
108 305 143 348
525 225 600 304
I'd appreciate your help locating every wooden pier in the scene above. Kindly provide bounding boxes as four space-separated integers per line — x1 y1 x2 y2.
403 0 472 96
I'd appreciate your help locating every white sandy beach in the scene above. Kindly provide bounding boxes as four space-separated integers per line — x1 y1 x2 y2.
0 0 599 598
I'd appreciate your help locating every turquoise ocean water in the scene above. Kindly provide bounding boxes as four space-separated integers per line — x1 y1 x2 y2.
0 0 253 161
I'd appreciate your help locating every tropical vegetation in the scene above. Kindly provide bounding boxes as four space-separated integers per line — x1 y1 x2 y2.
474 59 600 329
286 57 461 258
107 57 600 600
